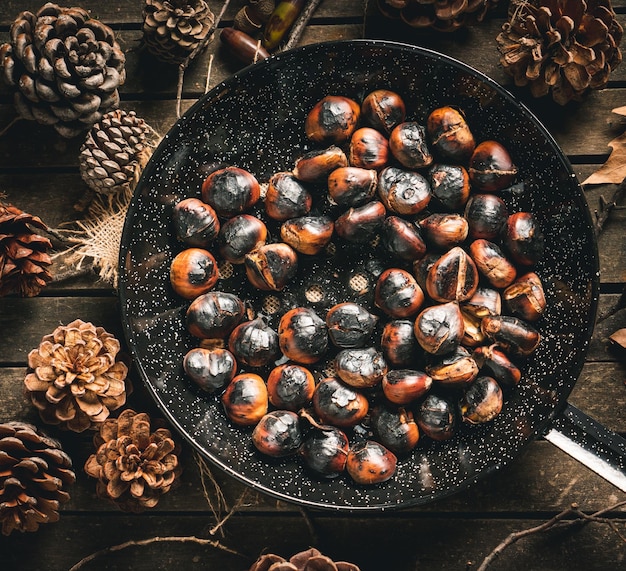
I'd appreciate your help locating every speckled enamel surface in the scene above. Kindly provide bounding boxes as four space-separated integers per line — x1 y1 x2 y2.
118 40 599 511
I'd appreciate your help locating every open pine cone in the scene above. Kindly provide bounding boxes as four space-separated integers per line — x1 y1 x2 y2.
84 409 182 512
249 548 360 571
496 0 623 105
0 422 75 536
142 0 216 65
24 319 129 432
0 2 126 138
0 201 52 297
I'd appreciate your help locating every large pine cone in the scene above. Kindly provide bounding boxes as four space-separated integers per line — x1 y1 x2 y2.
142 0 216 65
249 548 360 571
79 109 159 196
377 0 499 32
0 2 126 138
0 422 75 536
496 0 623 105
0 201 52 297
24 319 129 432
84 409 182 512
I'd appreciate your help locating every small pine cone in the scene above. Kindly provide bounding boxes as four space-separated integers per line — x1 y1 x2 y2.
142 0 216 65
249 548 361 571
496 0 623 105
84 409 182 512
24 319 129 432
0 2 126 138
377 0 499 32
79 109 159 196
0 422 76 536
0 201 52 297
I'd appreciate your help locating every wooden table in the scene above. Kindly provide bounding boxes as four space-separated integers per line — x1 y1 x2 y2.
1 1 625 569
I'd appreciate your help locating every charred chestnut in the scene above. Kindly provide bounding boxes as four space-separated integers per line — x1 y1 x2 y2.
326 302 378 348
218 214 268 264
293 146 348 183
228 317 280 368
425 346 479 387
244 242 298 291
349 127 390 171
312 377 369 427
346 440 397 485
472 344 521 388
429 163 471 211
426 246 479 303
416 393 456 441
265 172 312 222
334 200 386 243
267 364 316 411
464 194 509 241
334 347 388 388
370 405 420 455
182 347 236 393
462 287 502 319
481 315 541 355
221 372 268 426
413 252 440 292
419 213 469 250
461 309 486 347
299 425 349 478
278 307 328 364
414 301 465 355
469 239 517 289
280 215 334 255
186 291 246 339
375 268 424 318
252 410 302 457
389 122 433 170
381 319 420 367
468 140 517 192
381 216 427 262
305 95 361 144
459 376 503 424
382 369 432 405
172 197 220 247
503 212 545 266
170 247 219 299
426 106 475 163
503 272 546 322
377 166 431 215
201 166 260 217
327 166 378 207
361 89 406 134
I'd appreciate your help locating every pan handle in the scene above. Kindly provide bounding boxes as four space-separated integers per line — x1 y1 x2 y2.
544 402 626 492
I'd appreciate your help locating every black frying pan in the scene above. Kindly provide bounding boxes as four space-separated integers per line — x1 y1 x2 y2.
119 40 626 510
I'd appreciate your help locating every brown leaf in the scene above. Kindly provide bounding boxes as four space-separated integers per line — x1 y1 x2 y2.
582 131 626 185
609 328 626 350
612 106 626 116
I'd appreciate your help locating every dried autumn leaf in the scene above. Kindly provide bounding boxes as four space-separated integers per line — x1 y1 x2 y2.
609 328 626 350
582 131 626 185
612 106 626 117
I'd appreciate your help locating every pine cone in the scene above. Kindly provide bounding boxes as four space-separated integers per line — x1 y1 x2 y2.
249 548 361 571
84 409 182 512
24 319 129 432
0 422 75 536
496 0 623 105
0 2 126 138
79 109 159 196
0 201 52 297
142 0 216 65
377 0 499 32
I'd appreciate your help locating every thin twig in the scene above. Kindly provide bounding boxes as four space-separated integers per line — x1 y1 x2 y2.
209 489 251 536
0 116 23 138
205 53 215 94
298 506 320 546
279 0 323 52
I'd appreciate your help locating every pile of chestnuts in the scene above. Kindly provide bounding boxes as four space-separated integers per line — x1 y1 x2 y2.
169 88 546 486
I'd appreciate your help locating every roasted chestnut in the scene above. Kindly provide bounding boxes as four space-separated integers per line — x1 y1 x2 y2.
349 127 390 171
426 106 475 163
326 302 378 348
305 95 361 144
419 213 469 250
312 377 369 428
334 347 388 388
265 172 312 221
293 146 348 182
425 346 479 387
182 347 236 393
414 301 465 355
299 425 349 478
374 268 424 318
244 242 298 291
462 287 502 319
381 319 420 367
503 272 546 321
346 440 397 484
172 197 220 247
361 89 406 134
428 163 471 211
503 212 545 266
464 194 509 241
186 291 245 339
370 405 419 455
469 239 517 289
468 140 517 192
382 369 432 405
278 307 328 364
252 410 302 457
170 247 219 299
460 309 486 347
459 376 503 424
228 317 280 368
481 315 541 355
220 27 270 64
218 214 268 264
413 252 440 292
381 216 427 262
377 166 431 215
221 372 268 426
267 364 316 411
416 393 456 441
201 166 260 217
389 122 433 170
472 344 521 388
426 246 479 303
280 216 334 255
334 200 386 243
327 166 378 207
